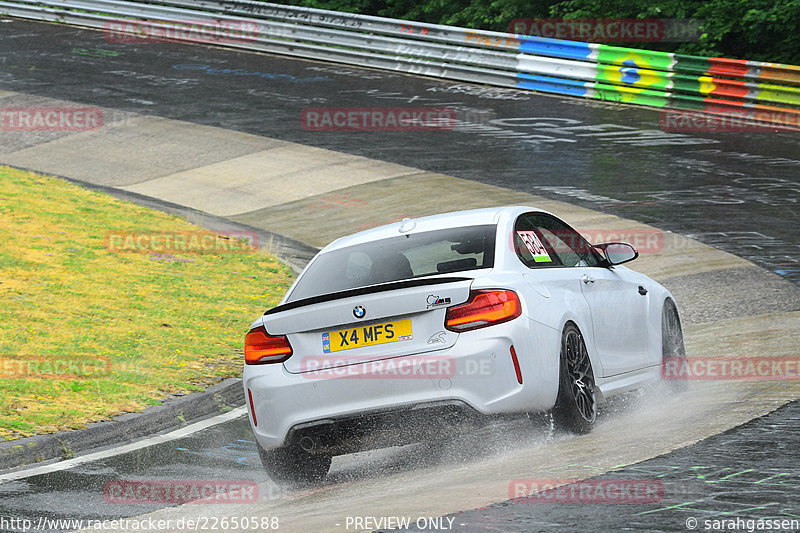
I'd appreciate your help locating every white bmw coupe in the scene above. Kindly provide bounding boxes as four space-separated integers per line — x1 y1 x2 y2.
243 206 685 483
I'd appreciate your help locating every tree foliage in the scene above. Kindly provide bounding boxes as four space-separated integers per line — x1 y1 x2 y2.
275 0 800 64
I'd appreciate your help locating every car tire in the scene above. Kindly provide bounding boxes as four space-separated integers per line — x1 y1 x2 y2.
257 443 332 486
661 298 687 392
552 323 597 434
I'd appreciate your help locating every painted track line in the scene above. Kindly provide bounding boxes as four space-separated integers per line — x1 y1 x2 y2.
0 407 246 483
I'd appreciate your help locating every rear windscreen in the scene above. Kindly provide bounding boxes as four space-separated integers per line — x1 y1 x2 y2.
286 225 496 302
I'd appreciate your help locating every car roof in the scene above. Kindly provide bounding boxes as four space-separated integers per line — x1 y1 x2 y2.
321 205 549 252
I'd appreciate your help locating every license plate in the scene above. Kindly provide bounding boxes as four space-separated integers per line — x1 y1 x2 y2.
322 319 413 353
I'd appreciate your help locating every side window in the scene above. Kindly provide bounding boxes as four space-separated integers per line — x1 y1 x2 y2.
514 213 601 268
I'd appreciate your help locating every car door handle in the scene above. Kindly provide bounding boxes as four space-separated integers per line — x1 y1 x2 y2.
638 285 648 295
581 274 595 284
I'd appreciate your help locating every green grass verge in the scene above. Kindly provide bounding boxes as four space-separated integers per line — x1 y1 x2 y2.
0 166 295 440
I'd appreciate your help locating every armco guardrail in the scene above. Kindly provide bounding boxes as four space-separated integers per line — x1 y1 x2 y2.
3 0 800 128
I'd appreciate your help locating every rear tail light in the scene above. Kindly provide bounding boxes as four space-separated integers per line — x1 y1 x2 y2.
245 325 292 364
445 289 521 332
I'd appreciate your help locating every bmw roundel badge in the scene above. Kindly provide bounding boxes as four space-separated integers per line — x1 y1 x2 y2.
353 305 366 319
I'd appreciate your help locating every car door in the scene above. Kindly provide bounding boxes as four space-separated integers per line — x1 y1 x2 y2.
576 264 651 376
514 213 649 377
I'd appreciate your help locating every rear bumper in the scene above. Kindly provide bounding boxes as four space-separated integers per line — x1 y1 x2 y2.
244 319 560 452
284 400 481 455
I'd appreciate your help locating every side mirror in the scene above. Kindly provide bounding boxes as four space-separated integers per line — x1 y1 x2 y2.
596 242 638 266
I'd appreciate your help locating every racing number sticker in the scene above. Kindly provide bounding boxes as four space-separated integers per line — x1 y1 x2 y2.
517 231 551 262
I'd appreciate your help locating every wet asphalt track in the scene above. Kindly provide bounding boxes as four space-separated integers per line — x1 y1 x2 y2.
1 17 800 533
394 399 800 532
3 396 800 532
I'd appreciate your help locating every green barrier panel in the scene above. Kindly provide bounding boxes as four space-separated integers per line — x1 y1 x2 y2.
756 83 800 106
672 54 714 76
666 93 710 112
591 82 671 107
669 75 704 95
595 45 675 71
